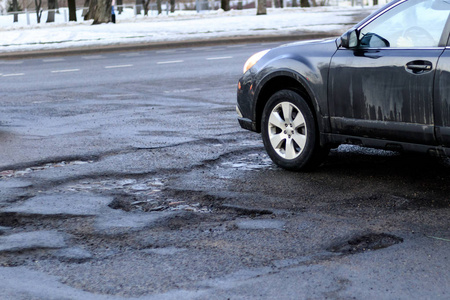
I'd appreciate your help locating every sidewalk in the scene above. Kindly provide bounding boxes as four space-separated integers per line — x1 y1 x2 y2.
0 7 375 58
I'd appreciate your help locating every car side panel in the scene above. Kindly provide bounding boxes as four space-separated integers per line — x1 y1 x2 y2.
329 48 441 145
435 49 450 147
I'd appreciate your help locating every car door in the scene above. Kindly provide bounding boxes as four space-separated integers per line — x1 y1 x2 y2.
434 46 450 148
329 0 450 145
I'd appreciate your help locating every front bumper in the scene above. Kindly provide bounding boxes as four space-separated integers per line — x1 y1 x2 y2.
238 117 257 132
236 72 259 132
236 104 257 132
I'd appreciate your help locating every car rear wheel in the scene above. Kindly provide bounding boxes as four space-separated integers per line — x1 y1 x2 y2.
261 90 327 171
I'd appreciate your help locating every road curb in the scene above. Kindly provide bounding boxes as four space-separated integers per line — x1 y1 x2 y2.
0 32 339 59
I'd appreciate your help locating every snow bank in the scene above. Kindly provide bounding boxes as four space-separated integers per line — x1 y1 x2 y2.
0 6 376 53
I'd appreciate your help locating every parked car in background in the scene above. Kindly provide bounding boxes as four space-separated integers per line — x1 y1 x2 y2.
237 0 450 170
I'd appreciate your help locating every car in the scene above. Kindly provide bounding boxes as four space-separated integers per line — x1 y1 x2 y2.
236 0 450 171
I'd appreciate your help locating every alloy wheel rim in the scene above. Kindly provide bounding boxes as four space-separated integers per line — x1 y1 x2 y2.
267 101 307 160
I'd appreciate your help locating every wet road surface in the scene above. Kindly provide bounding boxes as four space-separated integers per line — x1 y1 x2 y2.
0 43 449 299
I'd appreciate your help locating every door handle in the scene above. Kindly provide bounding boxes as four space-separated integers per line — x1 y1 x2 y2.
406 60 433 73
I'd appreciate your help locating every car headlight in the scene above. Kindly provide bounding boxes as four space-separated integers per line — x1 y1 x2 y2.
243 49 270 74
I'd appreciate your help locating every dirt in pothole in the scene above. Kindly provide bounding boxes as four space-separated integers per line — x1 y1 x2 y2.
328 233 404 254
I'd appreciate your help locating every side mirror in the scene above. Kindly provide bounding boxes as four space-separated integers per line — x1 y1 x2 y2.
340 29 359 49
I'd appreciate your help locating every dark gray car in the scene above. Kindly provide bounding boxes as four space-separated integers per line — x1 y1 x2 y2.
237 0 450 170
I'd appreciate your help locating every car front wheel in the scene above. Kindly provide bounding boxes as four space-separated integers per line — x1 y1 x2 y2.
261 90 327 171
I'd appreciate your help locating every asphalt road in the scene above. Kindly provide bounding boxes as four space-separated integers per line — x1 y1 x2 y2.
0 43 449 299
0 42 274 168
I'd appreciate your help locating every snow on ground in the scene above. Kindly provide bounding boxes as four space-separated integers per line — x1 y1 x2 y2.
0 6 376 53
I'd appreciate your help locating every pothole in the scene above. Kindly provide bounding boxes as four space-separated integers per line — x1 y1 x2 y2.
235 219 285 230
0 160 94 179
219 152 273 171
219 204 274 216
328 233 404 254
108 195 212 213
64 178 165 196
104 185 219 214
61 177 219 214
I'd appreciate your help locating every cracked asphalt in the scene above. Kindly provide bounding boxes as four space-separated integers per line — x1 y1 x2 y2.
0 41 449 299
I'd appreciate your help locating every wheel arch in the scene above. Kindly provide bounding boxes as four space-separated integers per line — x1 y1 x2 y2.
253 71 323 134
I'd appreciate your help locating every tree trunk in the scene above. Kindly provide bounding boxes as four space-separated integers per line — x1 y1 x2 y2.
83 0 90 18
170 0 175 13
35 0 42 23
257 0 266 15
86 0 112 24
292 0 297 7
300 0 310 7
12 0 19 22
135 0 142 14
117 0 123 13
143 0 149 15
156 0 162 14
221 0 229 11
68 0 77 21
47 0 56 22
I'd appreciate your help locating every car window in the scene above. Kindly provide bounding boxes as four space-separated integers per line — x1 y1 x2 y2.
360 0 450 48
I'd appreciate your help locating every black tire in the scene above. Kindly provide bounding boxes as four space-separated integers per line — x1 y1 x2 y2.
261 90 328 171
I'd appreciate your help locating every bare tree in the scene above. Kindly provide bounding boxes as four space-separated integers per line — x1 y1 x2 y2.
68 0 77 21
156 0 161 14
143 0 149 15
35 0 43 23
135 0 142 14
143 0 161 15
300 0 310 7
9 0 20 22
143 0 152 15
82 0 90 17
46 0 56 22
257 0 266 15
221 0 229 11
84 0 112 24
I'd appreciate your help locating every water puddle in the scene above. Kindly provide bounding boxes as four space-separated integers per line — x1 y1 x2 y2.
219 152 273 171
64 178 165 196
0 160 94 180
